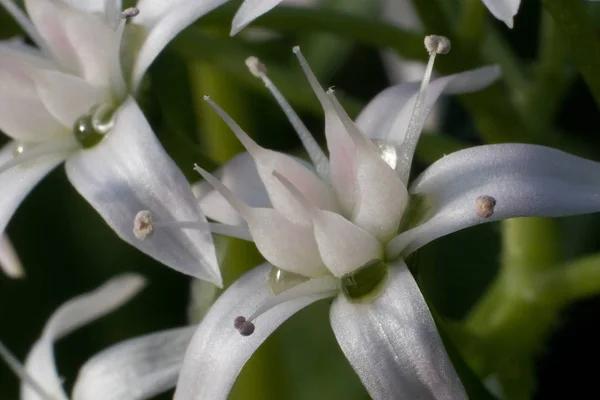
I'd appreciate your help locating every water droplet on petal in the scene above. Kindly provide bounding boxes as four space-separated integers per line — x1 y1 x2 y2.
73 104 116 149
371 139 398 170
341 259 388 300
268 266 309 295
12 142 28 156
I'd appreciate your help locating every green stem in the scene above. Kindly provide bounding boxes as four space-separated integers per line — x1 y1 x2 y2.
540 253 600 305
541 0 600 107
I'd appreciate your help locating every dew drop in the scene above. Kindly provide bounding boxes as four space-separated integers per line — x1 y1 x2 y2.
268 267 309 295
372 139 398 170
341 259 388 300
73 104 116 149
12 142 28 156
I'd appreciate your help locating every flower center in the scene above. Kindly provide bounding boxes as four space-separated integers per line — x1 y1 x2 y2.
341 258 388 300
73 103 117 148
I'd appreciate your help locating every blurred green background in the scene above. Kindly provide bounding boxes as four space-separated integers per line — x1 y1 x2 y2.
1 0 600 399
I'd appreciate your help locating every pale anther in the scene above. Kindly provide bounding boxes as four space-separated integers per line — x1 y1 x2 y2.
119 7 139 19
424 35 451 55
476 195 496 218
133 210 154 239
245 56 267 78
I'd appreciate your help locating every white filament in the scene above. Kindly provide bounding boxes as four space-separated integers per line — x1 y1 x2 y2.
0 340 55 400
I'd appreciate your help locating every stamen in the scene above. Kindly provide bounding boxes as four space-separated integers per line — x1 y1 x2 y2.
236 275 339 336
119 7 140 19
203 96 262 155
293 46 331 106
396 35 451 185
245 56 330 181
0 340 55 400
111 8 138 99
0 0 51 58
476 195 496 218
133 209 253 241
0 136 77 175
194 164 251 219
233 316 255 336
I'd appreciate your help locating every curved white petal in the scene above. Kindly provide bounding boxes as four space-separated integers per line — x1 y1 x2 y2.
131 0 228 90
0 142 66 235
31 69 104 128
22 274 146 400
356 66 501 145
24 0 82 74
387 144 600 258
65 98 221 285
133 0 189 28
0 96 65 141
174 264 330 400
61 0 121 23
330 261 466 400
0 234 24 278
193 152 270 225
481 0 520 28
231 0 282 36
73 326 195 400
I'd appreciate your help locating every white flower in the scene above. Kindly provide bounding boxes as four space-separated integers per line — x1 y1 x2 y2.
481 0 521 28
0 234 24 278
172 36 600 399
0 273 195 400
0 0 234 284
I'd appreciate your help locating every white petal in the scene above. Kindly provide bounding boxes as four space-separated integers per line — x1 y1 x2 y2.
0 142 66 235
387 144 600 258
0 96 65 141
22 274 146 400
481 0 520 28
174 264 330 400
72 326 195 400
24 0 82 74
61 0 122 23
0 234 24 278
65 98 221 285
313 210 383 277
330 261 466 400
351 136 409 242
356 66 501 145
131 0 228 90
193 152 270 225
231 0 282 35
133 0 189 28
31 69 104 128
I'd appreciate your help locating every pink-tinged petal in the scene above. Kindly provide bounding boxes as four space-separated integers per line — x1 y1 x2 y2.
0 40 54 96
131 0 228 90
193 152 270 225
196 167 328 277
72 326 195 400
24 0 82 74
356 66 500 145
174 264 331 400
22 274 146 400
386 144 600 259
0 234 24 279
312 210 383 277
0 142 66 235
330 260 466 400
481 0 520 28
31 69 104 128
65 98 221 285
0 96 66 141
230 0 283 35
61 0 122 24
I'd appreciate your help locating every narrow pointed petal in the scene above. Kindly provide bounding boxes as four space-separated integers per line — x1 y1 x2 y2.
65 98 221 286
0 142 66 235
24 0 81 74
481 0 520 28
193 152 270 225
387 144 600 259
61 0 121 22
356 66 501 145
131 0 228 90
330 261 466 400
0 234 24 278
72 326 195 400
196 166 327 277
313 210 383 277
31 69 104 128
174 264 330 400
231 0 282 35
22 274 146 400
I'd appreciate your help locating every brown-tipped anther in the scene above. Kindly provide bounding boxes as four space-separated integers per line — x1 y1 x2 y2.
234 316 246 330
239 321 255 336
476 195 496 218
424 35 451 55
133 210 154 239
245 56 267 78
119 7 139 19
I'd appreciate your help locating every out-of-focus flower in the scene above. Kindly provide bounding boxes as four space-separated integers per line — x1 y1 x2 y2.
481 0 520 28
0 0 229 284
0 273 196 400
174 34 600 398
0 234 24 278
